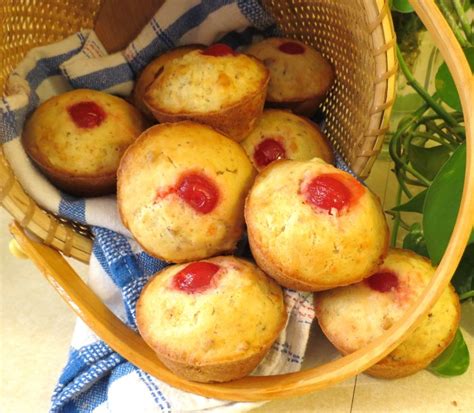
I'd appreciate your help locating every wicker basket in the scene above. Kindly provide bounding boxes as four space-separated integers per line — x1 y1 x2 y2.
1 0 473 401
0 0 397 263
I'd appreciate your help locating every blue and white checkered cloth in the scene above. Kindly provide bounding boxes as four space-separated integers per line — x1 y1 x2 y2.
0 1 328 412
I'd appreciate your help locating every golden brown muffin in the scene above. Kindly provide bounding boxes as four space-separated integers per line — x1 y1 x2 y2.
118 121 256 263
136 256 287 383
315 249 461 378
246 38 334 116
133 45 203 118
22 89 146 197
241 109 333 171
144 43 269 142
245 158 389 291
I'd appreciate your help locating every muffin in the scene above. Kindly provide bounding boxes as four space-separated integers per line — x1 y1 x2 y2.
315 249 461 378
133 45 203 118
144 43 269 142
245 158 389 291
22 89 146 197
136 256 287 383
246 38 334 116
118 121 256 263
241 109 333 171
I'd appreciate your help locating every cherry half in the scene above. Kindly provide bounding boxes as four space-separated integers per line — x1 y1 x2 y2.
67 101 106 128
172 262 221 293
305 174 352 213
278 41 305 55
366 271 399 293
254 138 286 168
201 43 237 57
177 173 219 214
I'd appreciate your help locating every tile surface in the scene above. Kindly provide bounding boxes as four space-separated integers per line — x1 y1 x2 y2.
0 211 87 413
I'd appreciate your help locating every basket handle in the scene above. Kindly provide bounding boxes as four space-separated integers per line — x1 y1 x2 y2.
94 0 165 52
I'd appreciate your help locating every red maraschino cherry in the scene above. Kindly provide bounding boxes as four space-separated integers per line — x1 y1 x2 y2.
177 173 219 214
201 43 236 57
67 101 106 128
366 271 399 293
254 138 286 168
278 41 305 55
305 174 352 213
173 262 221 293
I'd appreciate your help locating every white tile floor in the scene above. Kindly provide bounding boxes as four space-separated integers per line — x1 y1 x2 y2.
1 159 473 412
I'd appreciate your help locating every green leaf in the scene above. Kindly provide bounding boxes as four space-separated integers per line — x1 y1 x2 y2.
403 223 429 257
391 0 414 13
423 143 474 264
392 190 427 213
408 143 451 180
451 244 474 299
428 329 470 376
392 93 424 114
435 47 474 111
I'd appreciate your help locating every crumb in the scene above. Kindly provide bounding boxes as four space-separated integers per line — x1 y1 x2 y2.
451 400 457 407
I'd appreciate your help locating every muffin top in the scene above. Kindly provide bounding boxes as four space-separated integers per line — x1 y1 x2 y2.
133 45 202 117
316 248 460 368
144 44 269 114
118 121 255 262
241 109 334 171
245 158 388 290
246 38 334 103
22 88 146 177
136 256 286 365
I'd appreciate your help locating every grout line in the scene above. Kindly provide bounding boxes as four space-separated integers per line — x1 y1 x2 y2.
349 374 358 413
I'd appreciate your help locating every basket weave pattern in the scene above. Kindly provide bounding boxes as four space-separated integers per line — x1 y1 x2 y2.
0 0 101 92
0 0 101 261
0 0 396 262
264 0 396 177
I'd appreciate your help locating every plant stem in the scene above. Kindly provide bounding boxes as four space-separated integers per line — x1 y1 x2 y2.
398 218 411 231
417 114 465 142
415 112 465 124
425 121 462 145
389 105 433 193
392 106 431 144
424 47 439 90
437 121 466 140
405 164 432 185
385 211 411 230
452 0 473 44
459 291 474 301
389 139 411 190
402 129 433 185
391 183 403 247
402 175 430 187
397 46 460 128
414 132 456 150
396 170 414 198
389 123 413 169
438 0 469 48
